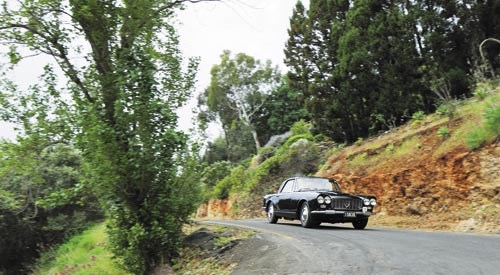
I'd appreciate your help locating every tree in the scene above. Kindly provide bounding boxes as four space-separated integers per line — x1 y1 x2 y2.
0 140 101 273
205 51 281 151
253 80 310 144
0 1 204 273
284 1 311 99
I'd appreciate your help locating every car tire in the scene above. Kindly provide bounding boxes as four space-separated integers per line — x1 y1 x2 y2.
300 202 317 228
267 203 278 224
352 218 368 229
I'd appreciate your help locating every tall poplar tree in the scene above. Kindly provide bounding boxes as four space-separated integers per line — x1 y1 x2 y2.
0 1 205 273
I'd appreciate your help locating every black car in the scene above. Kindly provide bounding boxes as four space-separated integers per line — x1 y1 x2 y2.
262 176 376 229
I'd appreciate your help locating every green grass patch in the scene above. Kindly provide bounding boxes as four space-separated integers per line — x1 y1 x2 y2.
351 152 368 166
344 136 421 173
434 91 500 154
466 127 489 150
35 223 128 275
393 136 420 157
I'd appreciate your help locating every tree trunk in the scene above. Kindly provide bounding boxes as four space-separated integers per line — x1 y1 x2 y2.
250 128 261 151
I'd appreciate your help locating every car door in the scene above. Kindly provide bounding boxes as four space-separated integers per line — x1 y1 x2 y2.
289 179 303 214
276 179 295 214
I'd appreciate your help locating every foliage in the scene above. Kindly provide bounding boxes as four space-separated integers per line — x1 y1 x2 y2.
209 123 320 202
437 127 451 140
211 165 246 200
290 120 312 136
411 111 425 122
473 83 492 100
35 223 128 275
466 128 488 150
203 51 281 151
484 104 500 136
254 81 310 143
0 0 201 273
0 141 101 273
436 101 458 118
284 0 500 143
200 161 233 201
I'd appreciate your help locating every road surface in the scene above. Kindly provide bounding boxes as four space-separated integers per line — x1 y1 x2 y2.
205 219 500 275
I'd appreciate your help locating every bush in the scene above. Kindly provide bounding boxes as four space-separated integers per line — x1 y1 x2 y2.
290 120 311 136
466 128 488 150
436 101 457 118
437 126 451 139
0 143 103 273
473 83 491 100
484 105 500 136
411 111 425 121
282 133 314 149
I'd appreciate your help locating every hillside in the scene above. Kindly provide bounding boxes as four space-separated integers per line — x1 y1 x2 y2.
197 83 500 233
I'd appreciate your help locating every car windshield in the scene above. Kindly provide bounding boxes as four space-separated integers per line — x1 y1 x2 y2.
296 177 341 192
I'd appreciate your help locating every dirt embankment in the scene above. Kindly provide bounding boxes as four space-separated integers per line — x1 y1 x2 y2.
317 121 499 232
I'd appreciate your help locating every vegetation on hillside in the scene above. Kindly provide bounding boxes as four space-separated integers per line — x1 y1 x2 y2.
200 83 499 233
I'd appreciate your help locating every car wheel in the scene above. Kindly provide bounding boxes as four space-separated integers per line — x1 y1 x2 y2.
267 203 278 224
352 219 368 230
300 202 317 228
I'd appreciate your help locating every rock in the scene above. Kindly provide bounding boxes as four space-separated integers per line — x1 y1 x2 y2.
264 131 292 147
183 228 217 251
456 218 478 232
406 203 423 216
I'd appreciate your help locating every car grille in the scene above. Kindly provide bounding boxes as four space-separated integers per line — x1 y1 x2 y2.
332 198 362 210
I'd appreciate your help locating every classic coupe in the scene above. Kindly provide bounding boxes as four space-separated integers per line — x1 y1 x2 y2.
262 176 376 229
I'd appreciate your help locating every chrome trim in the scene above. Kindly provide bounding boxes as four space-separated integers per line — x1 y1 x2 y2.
311 210 372 216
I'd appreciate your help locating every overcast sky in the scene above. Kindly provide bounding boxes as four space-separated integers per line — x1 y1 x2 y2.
176 0 303 137
0 0 304 141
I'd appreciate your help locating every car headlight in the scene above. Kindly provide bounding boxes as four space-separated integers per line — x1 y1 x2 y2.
363 198 370 206
317 196 325 204
370 198 377 206
324 196 331 204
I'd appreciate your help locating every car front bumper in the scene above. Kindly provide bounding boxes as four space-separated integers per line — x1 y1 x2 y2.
311 210 373 216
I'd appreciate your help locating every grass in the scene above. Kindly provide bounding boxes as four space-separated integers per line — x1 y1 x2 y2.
433 91 500 155
35 223 128 275
36 222 255 275
343 136 421 173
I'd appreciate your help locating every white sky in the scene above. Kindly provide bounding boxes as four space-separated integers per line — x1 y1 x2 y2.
0 0 304 141
176 0 303 138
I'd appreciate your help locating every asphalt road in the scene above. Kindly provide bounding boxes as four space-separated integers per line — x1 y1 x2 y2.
206 219 500 275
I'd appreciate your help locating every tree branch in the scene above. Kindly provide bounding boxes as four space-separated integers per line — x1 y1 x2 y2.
0 22 95 104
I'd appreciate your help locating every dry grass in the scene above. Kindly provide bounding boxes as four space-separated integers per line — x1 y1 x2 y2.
174 223 254 275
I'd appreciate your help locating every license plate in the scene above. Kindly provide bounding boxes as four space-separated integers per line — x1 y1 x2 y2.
344 212 356 218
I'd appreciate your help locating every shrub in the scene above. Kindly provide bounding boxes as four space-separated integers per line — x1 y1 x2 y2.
282 133 314 149
484 105 500 136
473 83 491 100
436 101 457 118
466 128 488 150
290 120 311 136
411 111 425 121
354 137 363 146
437 126 451 139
